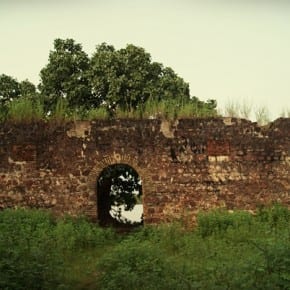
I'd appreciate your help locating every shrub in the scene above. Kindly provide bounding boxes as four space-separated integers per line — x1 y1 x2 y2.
0 209 63 290
96 236 190 290
0 209 116 290
96 206 290 289
196 209 253 237
54 215 116 251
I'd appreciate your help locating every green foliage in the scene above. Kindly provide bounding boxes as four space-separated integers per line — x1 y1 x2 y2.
0 74 41 122
196 208 253 237
0 75 38 105
126 97 217 120
1 96 217 122
19 79 37 98
177 97 217 118
0 209 62 290
0 74 20 121
97 238 184 290
89 43 190 115
0 208 116 290
50 96 70 121
84 106 109 120
1 38 218 121
54 215 116 251
0 74 20 106
6 97 45 122
0 106 6 122
256 203 290 227
39 38 93 111
95 205 290 290
1 204 288 289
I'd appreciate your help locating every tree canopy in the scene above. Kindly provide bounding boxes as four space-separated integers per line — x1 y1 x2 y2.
0 74 20 106
88 43 190 113
0 74 37 106
39 38 93 110
19 80 37 99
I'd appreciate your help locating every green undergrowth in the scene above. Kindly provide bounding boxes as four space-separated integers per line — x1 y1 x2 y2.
0 209 117 290
0 205 289 289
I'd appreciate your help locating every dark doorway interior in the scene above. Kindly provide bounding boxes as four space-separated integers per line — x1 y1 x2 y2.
96 164 143 227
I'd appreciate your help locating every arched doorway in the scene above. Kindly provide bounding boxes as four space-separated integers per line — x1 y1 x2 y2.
96 163 143 227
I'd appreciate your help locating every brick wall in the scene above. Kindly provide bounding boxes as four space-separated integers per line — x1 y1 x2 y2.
0 117 289 224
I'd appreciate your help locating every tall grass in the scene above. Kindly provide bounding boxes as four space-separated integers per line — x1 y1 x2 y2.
50 97 69 121
85 106 109 120
255 106 270 126
6 98 45 122
224 99 253 119
224 100 241 118
0 96 218 122
3 96 290 123
136 98 217 119
223 100 274 125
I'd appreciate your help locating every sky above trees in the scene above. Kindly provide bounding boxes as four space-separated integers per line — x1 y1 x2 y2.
1 0 289 120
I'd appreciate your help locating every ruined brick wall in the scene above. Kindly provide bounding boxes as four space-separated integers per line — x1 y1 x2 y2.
0 118 289 224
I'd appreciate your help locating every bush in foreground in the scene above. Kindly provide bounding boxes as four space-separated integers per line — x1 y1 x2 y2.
0 209 115 290
96 205 290 290
0 205 289 289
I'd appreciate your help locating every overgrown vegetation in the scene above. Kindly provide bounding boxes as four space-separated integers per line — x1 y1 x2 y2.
0 209 116 290
0 205 289 289
0 38 218 123
1 39 290 123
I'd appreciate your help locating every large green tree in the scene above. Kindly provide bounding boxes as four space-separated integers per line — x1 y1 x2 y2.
39 38 93 110
0 74 20 106
88 43 190 113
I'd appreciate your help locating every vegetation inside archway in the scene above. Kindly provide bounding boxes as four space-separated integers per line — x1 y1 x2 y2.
0 38 218 123
97 164 143 226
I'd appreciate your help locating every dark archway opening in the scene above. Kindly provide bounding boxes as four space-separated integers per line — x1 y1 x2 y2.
97 164 143 227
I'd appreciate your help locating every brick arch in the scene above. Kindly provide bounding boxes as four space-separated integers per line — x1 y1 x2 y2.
87 152 151 223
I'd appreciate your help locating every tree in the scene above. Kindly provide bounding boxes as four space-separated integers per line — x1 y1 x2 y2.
39 38 93 110
87 43 117 109
0 74 20 107
19 80 37 99
88 43 190 113
154 67 190 103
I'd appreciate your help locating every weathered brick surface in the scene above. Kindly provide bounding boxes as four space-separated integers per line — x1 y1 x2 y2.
0 117 289 224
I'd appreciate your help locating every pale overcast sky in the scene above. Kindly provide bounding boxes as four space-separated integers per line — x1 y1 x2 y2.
1 0 289 120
